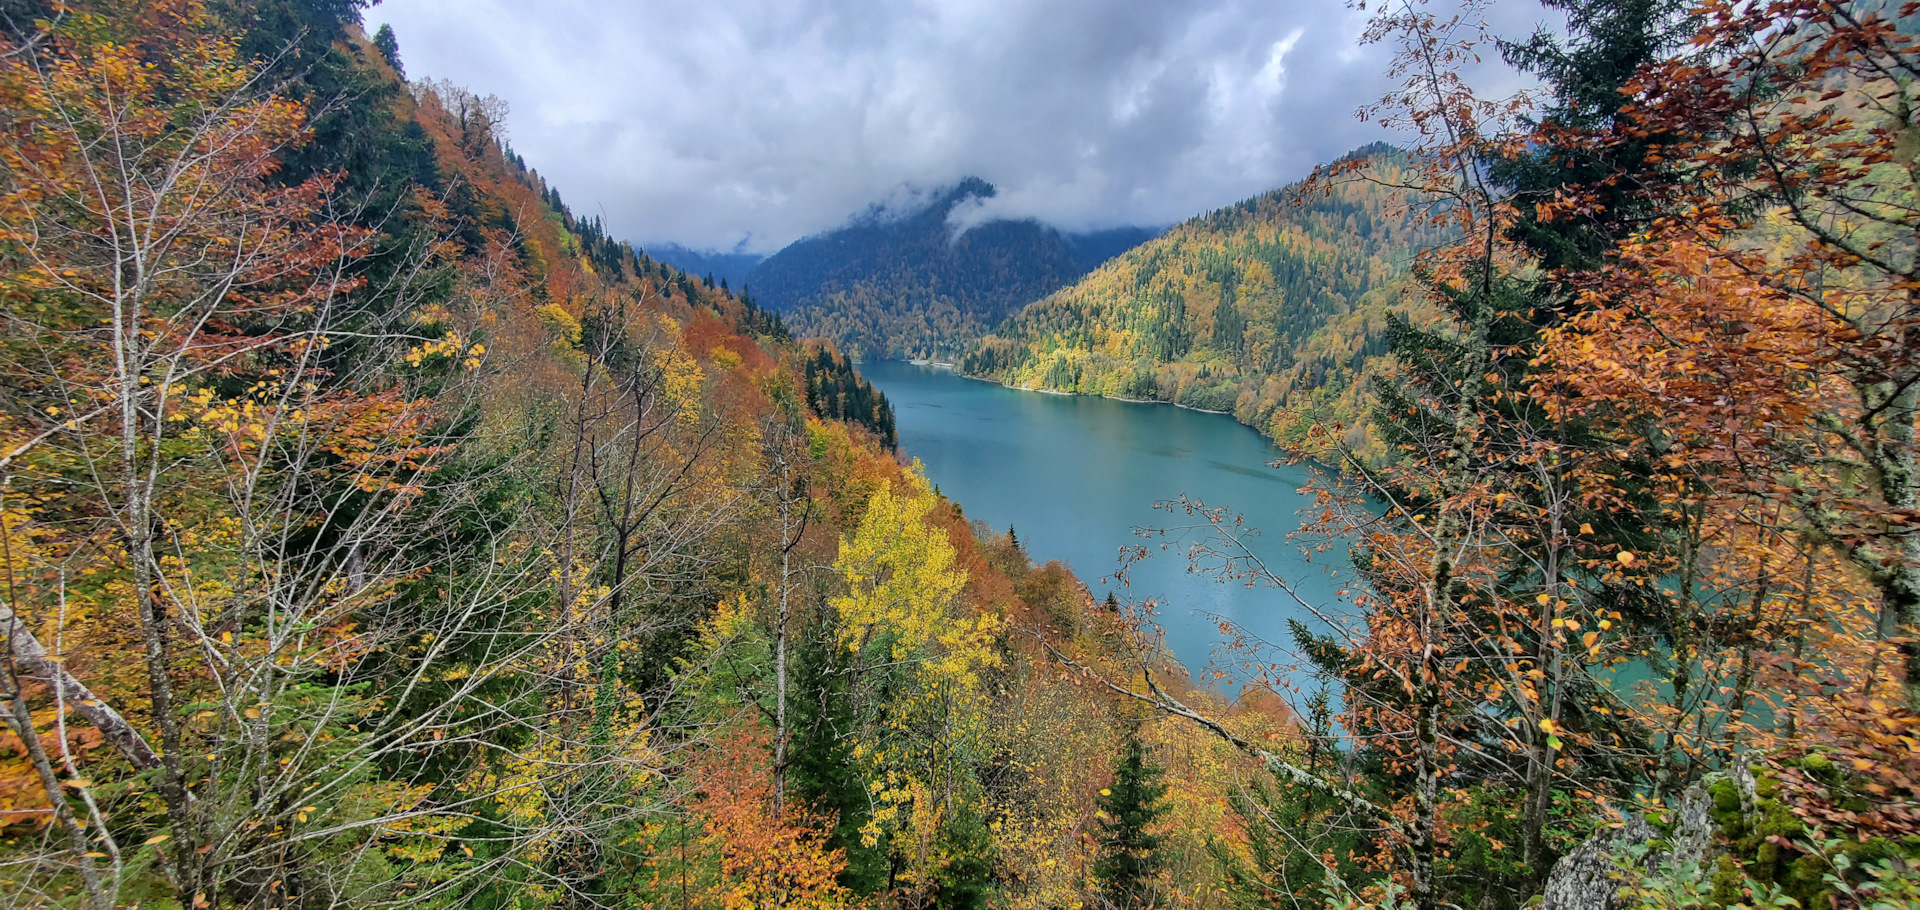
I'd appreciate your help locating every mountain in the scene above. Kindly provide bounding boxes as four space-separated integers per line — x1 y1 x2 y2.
644 241 765 288
0 6 1192 904
958 143 1447 455
743 178 1158 360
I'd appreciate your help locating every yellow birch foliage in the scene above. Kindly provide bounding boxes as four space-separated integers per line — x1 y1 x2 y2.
830 471 994 693
831 471 1001 882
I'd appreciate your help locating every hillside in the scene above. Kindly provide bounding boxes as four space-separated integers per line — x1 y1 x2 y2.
8 4 1920 910
959 144 1447 453
0 4 1275 908
744 178 1157 360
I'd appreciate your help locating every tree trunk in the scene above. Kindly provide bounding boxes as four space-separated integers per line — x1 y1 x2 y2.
1881 345 1919 691
1 673 110 910
0 599 158 770
773 451 793 813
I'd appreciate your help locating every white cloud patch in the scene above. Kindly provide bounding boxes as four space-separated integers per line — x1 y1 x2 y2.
369 0 1553 253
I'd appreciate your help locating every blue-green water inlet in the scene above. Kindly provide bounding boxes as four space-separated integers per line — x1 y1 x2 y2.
860 361 1350 689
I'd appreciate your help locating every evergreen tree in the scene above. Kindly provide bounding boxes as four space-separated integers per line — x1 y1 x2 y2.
934 806 997 910
785 632 892 893
1212 687 1372 906
1093 734 1168 910
372 22 403 78
1495 0 1700 280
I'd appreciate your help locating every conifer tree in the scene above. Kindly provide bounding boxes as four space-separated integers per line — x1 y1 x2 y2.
1093 734 1168 910
372 23 403 78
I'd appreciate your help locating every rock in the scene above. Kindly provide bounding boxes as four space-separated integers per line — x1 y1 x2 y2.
1541 815 1658 910
1540 778 1723 910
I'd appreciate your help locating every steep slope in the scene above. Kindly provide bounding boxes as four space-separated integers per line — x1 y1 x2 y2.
959 144 1446 453
744 178 1157 360
0 7 1273 907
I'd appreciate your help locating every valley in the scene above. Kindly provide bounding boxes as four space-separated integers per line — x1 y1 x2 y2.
859 361 1348 686
0 2 1914 909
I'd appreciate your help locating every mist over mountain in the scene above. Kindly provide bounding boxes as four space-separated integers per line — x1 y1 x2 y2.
742 179 1159 361
641 243 765 289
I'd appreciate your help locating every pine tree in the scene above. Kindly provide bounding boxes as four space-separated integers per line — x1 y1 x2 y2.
1093 734 1168 910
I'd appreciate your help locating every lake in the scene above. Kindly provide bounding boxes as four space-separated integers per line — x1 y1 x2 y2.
859 360 1352 692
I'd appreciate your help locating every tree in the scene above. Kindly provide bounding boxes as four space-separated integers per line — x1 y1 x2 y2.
0 6 578 905
373 23 404 78
828 472 999 901
1586 0 1920 693
1093 733 1169 910
1517 0 1920 895
698 728 852 910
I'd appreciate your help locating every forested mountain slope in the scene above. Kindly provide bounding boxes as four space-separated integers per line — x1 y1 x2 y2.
745 179 1157 360
0 4 1256 907
6 2 1920 910
960 144 1447 454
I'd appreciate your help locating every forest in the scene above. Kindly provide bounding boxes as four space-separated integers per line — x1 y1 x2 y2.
956 146 1448 460
746 179 1156 363
0 0 1917 909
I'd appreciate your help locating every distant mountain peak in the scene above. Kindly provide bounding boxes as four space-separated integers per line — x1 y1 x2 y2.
947 176 996 202
843 176 999 232
643 242 765 288
744 180 1159 360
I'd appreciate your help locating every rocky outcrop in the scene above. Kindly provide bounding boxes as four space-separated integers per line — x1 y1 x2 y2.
1540 770 1740 910
1541 814 1660 910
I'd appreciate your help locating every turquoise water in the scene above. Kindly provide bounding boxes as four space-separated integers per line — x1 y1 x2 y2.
859 361 1351 691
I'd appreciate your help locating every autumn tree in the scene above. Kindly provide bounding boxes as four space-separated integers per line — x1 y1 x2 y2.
829 471 1001 903
1507 0 1920 899
0 4 573 906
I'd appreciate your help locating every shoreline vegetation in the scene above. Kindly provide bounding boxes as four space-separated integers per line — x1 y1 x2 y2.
954 144 1443 460
896 358 1247 416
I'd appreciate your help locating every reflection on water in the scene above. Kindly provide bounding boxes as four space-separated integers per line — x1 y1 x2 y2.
859 361 1353 692
1208 460 1286 482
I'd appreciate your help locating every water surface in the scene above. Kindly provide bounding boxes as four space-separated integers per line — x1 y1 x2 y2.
860 361 1350 689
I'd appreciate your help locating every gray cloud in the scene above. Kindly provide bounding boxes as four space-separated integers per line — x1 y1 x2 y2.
369 0 1554 253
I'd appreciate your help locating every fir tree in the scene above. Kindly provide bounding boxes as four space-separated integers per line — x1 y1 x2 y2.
372 23 404 78
1094 734 1168 910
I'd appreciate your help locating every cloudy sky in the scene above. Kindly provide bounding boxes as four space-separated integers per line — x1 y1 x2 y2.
368 0 1554 254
